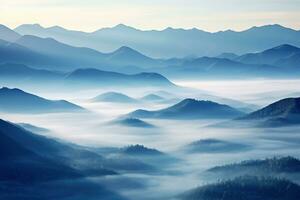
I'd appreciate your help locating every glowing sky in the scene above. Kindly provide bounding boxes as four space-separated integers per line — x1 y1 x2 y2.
1 0 300 32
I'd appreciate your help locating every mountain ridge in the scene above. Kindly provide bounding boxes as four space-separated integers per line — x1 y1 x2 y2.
127 98 244 119
14 23 300 58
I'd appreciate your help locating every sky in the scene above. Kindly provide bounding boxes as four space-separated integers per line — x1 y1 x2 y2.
1 0 300 32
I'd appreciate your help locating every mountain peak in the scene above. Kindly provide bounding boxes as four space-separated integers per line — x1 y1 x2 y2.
112 23 136 31
47 25 66 31
272 44 300 51
0 87 84 113
128 98 243 119
0 87 24 94
17 23 43 29
238 97 300 126
115 46 137 53
248 24 286 31
0 24 21 42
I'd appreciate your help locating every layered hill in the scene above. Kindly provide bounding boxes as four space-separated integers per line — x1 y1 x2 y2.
127 99 244 119
0 87 84 113
65 68 174 87
91 92 137 103
180 176 300 200
238 97 300 127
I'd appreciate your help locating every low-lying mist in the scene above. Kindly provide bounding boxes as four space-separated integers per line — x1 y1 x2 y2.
1 79 300 200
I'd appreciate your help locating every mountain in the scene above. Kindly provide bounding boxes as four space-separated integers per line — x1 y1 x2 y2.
15 35 107 70
0 63 175 89
112 118 155 128
0 119 82 183
238 97 300 127
0 32 298 79
0 24 20 42
15 34 161 70
207 156 300 177
91 92 137 103
0 119 128 200
162 56 284 78
0 118 116 181
275 52 300 69
105 46 158 68
235 44 300 68
0 87 85 113
0 63 63 83
120 144 163 156
0 39 59 67
184 139 250 153
127 98 244 119
14 23 300 58
0 34 158 71
140 94 165 101
65 68 174 88
180 176 300 200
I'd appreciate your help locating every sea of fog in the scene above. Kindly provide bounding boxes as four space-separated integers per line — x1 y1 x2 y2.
2 79 300 199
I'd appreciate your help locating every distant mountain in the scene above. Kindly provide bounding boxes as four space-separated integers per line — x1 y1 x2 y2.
140 94 165 101
105 46 158 68
15 35 107 70
14 34 161 70
236 44 300 69
1 32 299 79
238 97 300 127
91 92 137 103
120 144 163 156
0 87 84 113
127 98 244 119
112 118 155 128
0 63 175 89
180 176 300 200
0 24 20 42
119 144 178 167
0 34 158 71
184 139 250 153
14 23 300 58
65 68 174 88
162 56 284 78
0 63 62 83
0 39 60 67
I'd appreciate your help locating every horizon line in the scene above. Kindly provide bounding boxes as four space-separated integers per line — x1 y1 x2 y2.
6 23 300 34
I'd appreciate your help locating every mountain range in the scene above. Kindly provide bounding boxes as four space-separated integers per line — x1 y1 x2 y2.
1 24 300 79
65 68 174 88
0 63 175 89
14 23 300 58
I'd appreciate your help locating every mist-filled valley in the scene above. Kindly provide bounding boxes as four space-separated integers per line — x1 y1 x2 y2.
1 20 300 199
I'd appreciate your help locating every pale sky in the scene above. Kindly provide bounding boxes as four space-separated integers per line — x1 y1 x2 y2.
1 0 300 32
